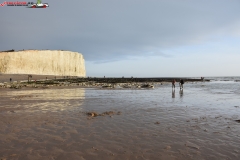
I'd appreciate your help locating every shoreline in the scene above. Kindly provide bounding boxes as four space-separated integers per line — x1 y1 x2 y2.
0 74 207 90
0 74 208 82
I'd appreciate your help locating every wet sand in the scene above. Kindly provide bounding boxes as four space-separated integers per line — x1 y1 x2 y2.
0 82 240 160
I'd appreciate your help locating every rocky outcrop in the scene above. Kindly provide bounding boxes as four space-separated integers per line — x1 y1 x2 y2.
0 50 86 76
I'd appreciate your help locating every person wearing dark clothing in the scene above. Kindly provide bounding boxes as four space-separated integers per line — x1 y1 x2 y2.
10 78 12 82
179 79 184 89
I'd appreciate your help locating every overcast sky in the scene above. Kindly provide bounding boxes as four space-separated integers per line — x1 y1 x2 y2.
1 0 240 77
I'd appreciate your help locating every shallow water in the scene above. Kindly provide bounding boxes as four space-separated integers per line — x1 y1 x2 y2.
0 81 240 160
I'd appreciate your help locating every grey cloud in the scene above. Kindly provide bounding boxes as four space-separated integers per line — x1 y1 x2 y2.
1 0 240 62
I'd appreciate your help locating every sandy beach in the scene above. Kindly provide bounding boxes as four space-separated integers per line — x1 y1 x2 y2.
0 78 240 160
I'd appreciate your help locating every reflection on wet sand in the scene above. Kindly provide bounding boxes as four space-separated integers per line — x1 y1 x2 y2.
179 89 183 98
8 88 85 100
5 88 85 112
172 89 175 98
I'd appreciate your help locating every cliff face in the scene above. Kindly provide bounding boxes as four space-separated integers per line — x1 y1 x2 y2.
0 50 86 77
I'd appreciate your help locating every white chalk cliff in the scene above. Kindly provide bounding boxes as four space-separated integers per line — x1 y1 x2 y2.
0 50 86 77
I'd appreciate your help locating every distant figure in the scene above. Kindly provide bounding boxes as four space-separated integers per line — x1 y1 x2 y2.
179 79 184 90
46 77 47 80
172 79 176 88
28 75 32 83
10 78 12 82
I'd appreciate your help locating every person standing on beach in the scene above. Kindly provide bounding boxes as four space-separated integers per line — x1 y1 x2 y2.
172 79 176 89
10 78 12 83
179 79 184 89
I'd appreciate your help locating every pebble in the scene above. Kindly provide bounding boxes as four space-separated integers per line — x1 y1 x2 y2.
235 120 240 123
185 141 200 150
